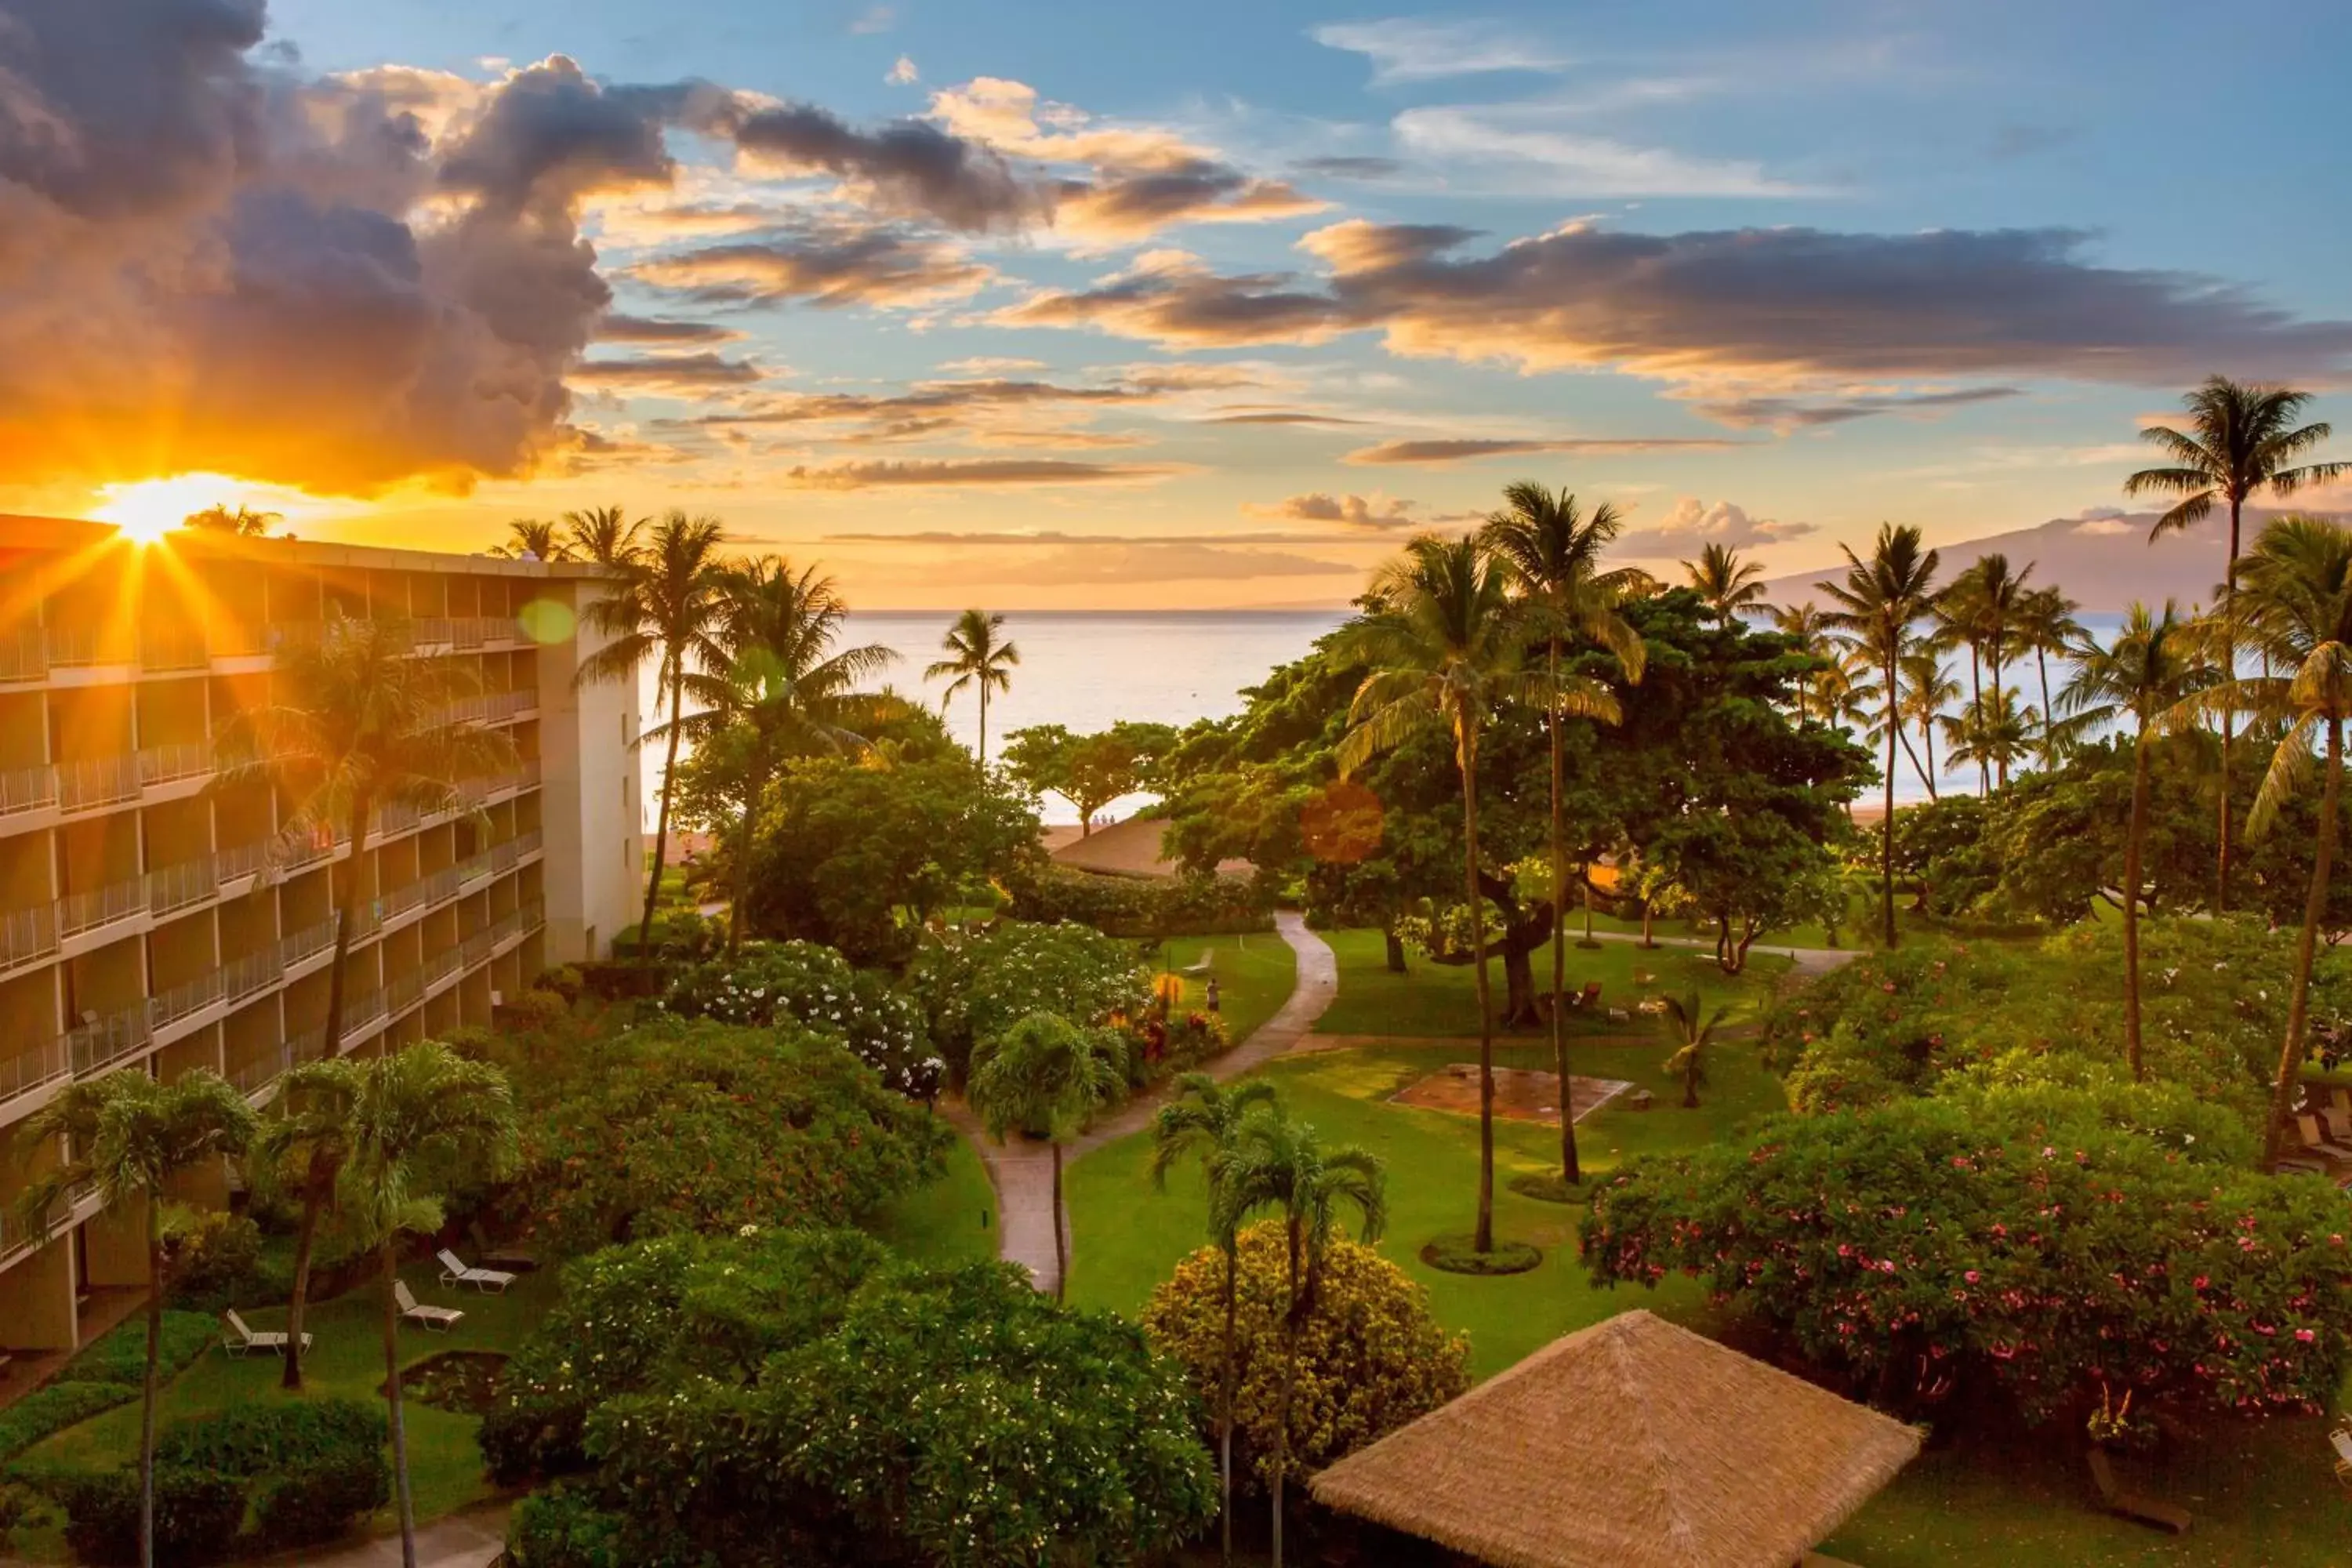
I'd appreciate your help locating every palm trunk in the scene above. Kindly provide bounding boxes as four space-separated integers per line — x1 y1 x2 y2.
1461 720 1496 1253
140 1199 161 1568
2263 714 2339 1166
381 1238 418 1568
1547 641 1579 1186
2217 499 2241 913
2123 729 2151 1080
1965 647 1987 796
640 659 683 956
726 739 766 956
288 790 364 1399
1990 648 2011 788
1271 1223 1301 1568
1218 1243 1237 1566
1881 657 1899 948
1049 1140 1066 1303
280 1163 329 1390
2036 647 2056 765
1899 722 1933 799
978 682 989 770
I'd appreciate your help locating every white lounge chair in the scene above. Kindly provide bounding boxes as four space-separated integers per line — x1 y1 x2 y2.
2332 1425 2352 1488
222 1309 311 1358
437 1247 515 1294
395 1280 465 1333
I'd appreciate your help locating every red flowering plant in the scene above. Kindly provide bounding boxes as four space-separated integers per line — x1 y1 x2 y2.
1581 1087 2352 1427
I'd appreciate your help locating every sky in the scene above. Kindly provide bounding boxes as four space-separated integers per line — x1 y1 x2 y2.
5 0 2350 607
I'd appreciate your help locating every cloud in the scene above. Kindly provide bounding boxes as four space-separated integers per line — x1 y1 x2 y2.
825 528 1387 546
1310 19 1570 85
1686 386 2024 432
594 314 746 344
849 4 895 34
887 56 920 85
689 92 1051 232
782 458 1183 488
1344 437 1744 466
991 249 1354 347
1203 410 1370 426
960 542 1356 586
1987 124 2079 161
937 356 1046 373
631 225 991 307
667 372 1192 447
1053 165 1327 242
572 353 767 390
1293 155 1405 180
1242 492 1419 528
1611 496 1816 557
1389 104 1819 199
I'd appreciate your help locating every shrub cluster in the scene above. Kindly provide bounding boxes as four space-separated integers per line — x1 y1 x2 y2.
906 920 1151 1083
1007 864 1274 938
659 940 943 1100
34 1468 245 1567
164 1211 279 1315
0 1381 137 1461
56 1312 217 1388
158 1399 391 1551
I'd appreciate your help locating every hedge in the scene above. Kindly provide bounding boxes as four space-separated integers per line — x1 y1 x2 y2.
35 1467 245 1567
0 1381 136 1461
55 1312 217 1388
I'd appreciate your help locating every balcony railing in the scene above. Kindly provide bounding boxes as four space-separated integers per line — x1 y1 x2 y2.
0 904 58 975
138 742 212 787
146 855 220 917
57 877 143 940
0 1033 69 1105
44 626 132 670
56 754 141 813
66 1007 152 1076
0 626 46 683
0 763 57 818
138 628 211 673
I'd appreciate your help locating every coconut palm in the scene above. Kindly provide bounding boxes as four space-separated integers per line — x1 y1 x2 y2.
2059 604 2216 1080
662 557 894 953
1819 524 1943 946
339 1044 517 1568
1208 1110 1385 1568
213 614 516 1076
2197 517 2352 1163
561 505 647 568
1940 684 2038 790
1896 648 1958 798
967 1013 1127 1302
576 510 731 951
1933 565 1995 793
250 1057 363 1390
490 517 569 561
1478 483 1646 1188
183 504 279 537
1151 1073 1284 1565
1974 555 2036 785
14 1072 256 1568
927 608 1020 767
1684 541 1769 622
1771 603 1836 724
1336 535 1618 1252
2127 378 2346 909
1658 990 1736 1109
2016 586 2087 766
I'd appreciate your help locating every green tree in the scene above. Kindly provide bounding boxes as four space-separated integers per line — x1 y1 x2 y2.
2126 377 2345 909
1004 720 1179 834
2058 603 2216 1079
1479 482 1645 1187
1770 602 1837 724
1896 647 1958 798
559 505 646 567
490 518 570 561
1337 534 1617 1254
183 504 278 537
1820 523 1944 946
2016 585 2087 767
339 1044 517 1568
927 608 1020 767
213 614 516 1073
14 1072 256 1568
1208 1111 1385 1568
1658 989 1735 1108
250 1058 363 1391
1939 683 2036 789
1150 1073 1283 1564
966 1013 1126 1301
576 510 731 951
1684 540 1768 621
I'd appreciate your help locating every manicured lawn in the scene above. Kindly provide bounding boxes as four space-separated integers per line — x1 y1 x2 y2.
1153 931 1297 1047
866 1129 1000 1269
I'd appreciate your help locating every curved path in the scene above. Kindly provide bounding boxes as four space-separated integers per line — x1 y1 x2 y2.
947 910 1338 1297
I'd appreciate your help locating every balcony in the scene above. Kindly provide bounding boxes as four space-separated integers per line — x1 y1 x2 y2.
138 628 211 674
0 627 46 684
43 627 132 671
0 904 58 975
64 1007 152 1077
0 764 57 818
56 754 140 814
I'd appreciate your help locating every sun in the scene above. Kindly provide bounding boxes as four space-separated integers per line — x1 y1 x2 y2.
89 474 283 544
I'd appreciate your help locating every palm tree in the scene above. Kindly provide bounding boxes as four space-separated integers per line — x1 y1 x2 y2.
1658 989 1735 1108
251 1058 362 1390
1939 684 2036 792
1819 524 1942 946
1896 648 1958 798
561 505 647 568
2201 517 2352 1163
15 1072 256 1568
1684 541 1769 622
927 609 1020 767
183 504 279 537
664 557 894 953
1771 603 1835 724
1150 1073 1283 1565
1478 483 1646 1189
576 510 731 951
1973 555 2035 786
1933 565 1994 794
967 1014 1127 1302
2127 378 2345 909
2016 586 2086 767
2059 603 2215 1080
490 517 570 561
339 1044 517 1568
1208 1110 1385 1568
1336 535 1618 1252
213 615 516 1075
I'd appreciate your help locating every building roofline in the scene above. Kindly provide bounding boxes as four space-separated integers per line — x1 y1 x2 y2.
0 514 616 579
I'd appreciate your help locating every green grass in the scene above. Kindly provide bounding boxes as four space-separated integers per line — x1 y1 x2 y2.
866 1130 1000 1269
1152 932 1298 1047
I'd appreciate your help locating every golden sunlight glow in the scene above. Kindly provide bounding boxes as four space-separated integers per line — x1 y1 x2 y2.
87 472 335 544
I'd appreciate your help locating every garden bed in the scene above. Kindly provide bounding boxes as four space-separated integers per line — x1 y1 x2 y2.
387 1351 508 1416
1388 1064 1634 1125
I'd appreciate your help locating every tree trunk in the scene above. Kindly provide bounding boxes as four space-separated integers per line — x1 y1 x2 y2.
2263 714 2339 1167
1682 1054 1700 1109
1271 1223 1301 1568
1640 899 1655 949
726 739 766 956
2036 648 2056 767
382 1239 418 1568
1900 721 1934 799
2123 729 2151 1081
1881 656 1899 949
1218 1243 1237 1566
640 659 683 956
280 1162 329 1390
1049 1140 1066 1303
140 1200 161 1568
1546 640 1579 1186
1381 925 1406 974
1967 645 1988 796
2217 497 2241 913
321 792 371 1064
978 681 989 770
1459 720 1496 1254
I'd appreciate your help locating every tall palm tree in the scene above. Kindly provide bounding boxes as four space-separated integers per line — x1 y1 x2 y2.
2127 378 2345 909
664 557 894 953
1895 648 1958 797
1658 990 1736 1109
1208 1110 1385 1568
927 608 1020 767
1478 483 1646 1189
1819 524 1942 947
1933 565 1994 794
967 1014 1126 1302
1939 684 2037 793
340 1044 517 1568
2059 603 2215 1080
2016 585 2087 767
1684 541 1769 622
213 615 516 1075
1973 555 2035 786
490 518 570 561
576 511 731 951
561 505 647 568
1151 1073 1283 1565
251 1057 362 1390
1771 602 1835 724
2200 517 2352 1163
183 504 279 537
15 1072 256 1568
1336 535 1618 1252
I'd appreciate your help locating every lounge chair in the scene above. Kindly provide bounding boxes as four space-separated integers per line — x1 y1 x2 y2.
2330 1087 2352 1123
2292 1115 2352 1163
437 1247 515 1294
221 1309 312 1359
467 1220 537 1273
2087 1448 2192 1534
395 1280 466 1332
2332 1425 2352 1487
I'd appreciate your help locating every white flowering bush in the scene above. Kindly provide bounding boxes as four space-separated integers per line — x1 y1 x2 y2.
907 920 1152 1083
661 942 942 1101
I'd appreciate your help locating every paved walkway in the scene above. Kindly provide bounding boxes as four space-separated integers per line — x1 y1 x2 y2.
947 909 1338 1296
2 1504 514 1568
1568 926 1862 976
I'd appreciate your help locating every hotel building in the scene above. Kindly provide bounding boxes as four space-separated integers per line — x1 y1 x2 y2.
0 517 642 1352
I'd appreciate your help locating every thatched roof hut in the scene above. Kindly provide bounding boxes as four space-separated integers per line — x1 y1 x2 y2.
1308 1310 1921 1568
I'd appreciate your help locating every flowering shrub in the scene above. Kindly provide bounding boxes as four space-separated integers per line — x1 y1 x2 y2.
661 942 942 1101
1582 1089 2352 1425
907 920 1152 1082
1157 1010 1229 1075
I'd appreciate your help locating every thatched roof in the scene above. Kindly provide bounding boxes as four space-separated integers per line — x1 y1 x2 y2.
1044 816 1250 880
1309 1310 1921 1568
